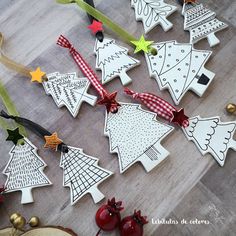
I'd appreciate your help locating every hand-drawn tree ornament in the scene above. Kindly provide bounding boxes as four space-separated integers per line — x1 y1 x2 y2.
182 2 228 47
145 40 215 105
94 38 140 86
43 72 97 118
3 138 52 204
131 0 177 33
60 146 113 205
104 103 174 173
182 116 236 166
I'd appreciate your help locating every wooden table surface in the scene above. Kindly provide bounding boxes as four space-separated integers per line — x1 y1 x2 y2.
0 0 235 235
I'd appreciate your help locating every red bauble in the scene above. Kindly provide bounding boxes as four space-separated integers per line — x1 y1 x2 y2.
95 198 124 235
119 210 148 236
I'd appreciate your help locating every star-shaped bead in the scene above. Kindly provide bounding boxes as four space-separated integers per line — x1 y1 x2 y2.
44 132 63 151
171 108 189 127
131 35 154 54
30 67 46 83
184 0 196 3
97 92 120 113
6 128 24 145
88 20 104 34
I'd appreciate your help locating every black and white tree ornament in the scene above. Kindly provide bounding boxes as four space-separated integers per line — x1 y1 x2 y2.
43 72 97 118
182 1 228 47
145 40 215 105
3 138 52 204
125 89 236 167
60 146 113 204
94 38 140 86
183 116 236 166
105 103 174 173
131 0 177 33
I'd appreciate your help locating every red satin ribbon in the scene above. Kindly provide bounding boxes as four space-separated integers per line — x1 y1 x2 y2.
57 35 120 113
124 88 189 127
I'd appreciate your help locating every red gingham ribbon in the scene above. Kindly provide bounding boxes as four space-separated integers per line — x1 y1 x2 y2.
57 35 120 113
124 88 189 127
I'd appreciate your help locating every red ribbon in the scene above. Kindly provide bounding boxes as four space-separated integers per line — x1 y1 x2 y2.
57 35 120 113
124 88 189 127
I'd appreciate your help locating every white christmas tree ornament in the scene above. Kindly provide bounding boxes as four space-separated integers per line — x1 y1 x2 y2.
3 138 52 204
131 0 177 33
60 146 113 205
145 40 215 105
94 38 140 86
182 2 228 47
43 72 97 117
104 103 174 173
183 116 236 166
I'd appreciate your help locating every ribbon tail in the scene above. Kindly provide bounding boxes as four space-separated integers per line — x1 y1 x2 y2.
0 80 27 136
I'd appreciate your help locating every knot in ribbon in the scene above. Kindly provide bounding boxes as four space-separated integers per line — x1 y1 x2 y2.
57 35 76 54
124 88 189 128
124 88 140 99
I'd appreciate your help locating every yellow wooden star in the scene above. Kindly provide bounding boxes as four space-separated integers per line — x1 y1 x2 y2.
131 35 154 53
30 67 46 83
44 132 63 151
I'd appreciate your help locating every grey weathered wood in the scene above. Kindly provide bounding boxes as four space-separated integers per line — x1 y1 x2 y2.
0 0 235 235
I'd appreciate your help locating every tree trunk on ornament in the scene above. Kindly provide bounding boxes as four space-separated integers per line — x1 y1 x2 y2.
21 187 33 204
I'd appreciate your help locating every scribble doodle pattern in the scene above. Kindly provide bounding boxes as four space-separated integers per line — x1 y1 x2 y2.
94 38 140 86
43 72 97 117
183 116 236 166
105 103 173 173
3 138 51 204
60 146 112 205
145 40 215 105
182 3 228 47
131 0 177 33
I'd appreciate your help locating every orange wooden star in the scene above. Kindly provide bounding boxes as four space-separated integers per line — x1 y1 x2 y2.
30 67 46 83
184 0 196 3
88 20 104 34
44 132 63 151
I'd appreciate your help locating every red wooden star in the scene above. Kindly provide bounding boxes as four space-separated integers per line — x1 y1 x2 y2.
97 92 120 113
171 108 189 127
88 20 104 34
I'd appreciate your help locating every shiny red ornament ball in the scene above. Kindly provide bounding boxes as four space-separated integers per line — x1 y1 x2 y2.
119 210 148 236
95 197 124 234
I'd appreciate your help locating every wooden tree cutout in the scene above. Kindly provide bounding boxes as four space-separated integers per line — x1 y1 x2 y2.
183 116 236 166
94 38 140 86
43 72 97 118
105 103 173 173
182 2 228 47
60 146 113 204
3 138 52 204
131 0 177 33
145 40 215 105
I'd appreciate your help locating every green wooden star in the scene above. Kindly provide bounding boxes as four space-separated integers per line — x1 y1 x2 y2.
131 35 154 53
6 128 24 145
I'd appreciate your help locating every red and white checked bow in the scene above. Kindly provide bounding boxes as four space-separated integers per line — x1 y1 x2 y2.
124 88 189 127
57 35 120 113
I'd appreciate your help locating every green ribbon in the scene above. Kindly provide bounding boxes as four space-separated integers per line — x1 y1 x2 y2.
57 0 157 54
0 79 27 137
